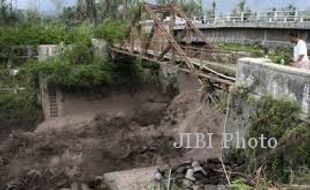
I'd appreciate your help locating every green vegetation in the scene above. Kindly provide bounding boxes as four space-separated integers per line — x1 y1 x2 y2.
0 91 40 120
1 19 138 90
267 48 292 65
21 24 153 90
248 96 300 140
0 90 42 130
244 95 310 183
24 58 112 89
230 179 253 190
215 43 293 66
216 43 264 55
231 83 309 185
95 19 128 43
0 24 72 46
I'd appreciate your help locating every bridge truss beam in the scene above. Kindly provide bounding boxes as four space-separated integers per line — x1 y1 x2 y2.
112 3 235 88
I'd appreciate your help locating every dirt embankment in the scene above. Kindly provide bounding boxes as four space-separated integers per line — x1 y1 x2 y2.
0 75 225 189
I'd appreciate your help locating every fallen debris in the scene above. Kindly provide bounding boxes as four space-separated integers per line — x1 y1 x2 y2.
158 158 254 189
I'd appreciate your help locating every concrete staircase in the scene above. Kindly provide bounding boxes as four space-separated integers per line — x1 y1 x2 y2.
48 87 58 118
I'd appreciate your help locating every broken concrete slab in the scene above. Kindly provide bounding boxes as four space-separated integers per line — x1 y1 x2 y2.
103 166 160 190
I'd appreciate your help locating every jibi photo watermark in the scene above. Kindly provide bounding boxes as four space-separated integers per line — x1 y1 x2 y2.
173 132 278 149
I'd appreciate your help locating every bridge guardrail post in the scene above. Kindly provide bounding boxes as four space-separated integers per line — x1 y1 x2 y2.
274 11 277 21
256 12 260 21
295 11 298 22
241 12 244 21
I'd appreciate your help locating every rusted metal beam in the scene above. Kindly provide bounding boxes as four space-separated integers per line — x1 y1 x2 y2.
143 4 195 71
179 68 234 86
113 3 237 87
144 24 155 54
158 44 172 60
142 3 174 13
172 5 213 50
111 47 233 86
121 5 142 49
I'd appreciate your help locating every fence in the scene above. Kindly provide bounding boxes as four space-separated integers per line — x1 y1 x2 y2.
193 11 310 24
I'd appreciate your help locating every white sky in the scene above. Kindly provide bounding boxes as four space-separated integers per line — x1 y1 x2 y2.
13 0 310 14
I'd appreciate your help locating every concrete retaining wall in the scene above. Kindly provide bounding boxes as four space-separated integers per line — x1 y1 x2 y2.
225 57 310 148
37 45 63 120
37 44 59 62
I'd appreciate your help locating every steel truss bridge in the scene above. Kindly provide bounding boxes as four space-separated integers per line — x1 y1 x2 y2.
111 3 236 88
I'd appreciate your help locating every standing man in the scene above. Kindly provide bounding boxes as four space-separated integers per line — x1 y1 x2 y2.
288 31 310 70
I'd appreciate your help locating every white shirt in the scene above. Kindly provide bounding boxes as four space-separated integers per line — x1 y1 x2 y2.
294 39 309 63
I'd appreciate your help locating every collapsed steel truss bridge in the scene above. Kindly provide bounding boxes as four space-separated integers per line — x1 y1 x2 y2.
111 3 235 87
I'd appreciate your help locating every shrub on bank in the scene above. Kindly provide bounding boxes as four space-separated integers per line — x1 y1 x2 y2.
24 56 112 89
0 91 42 133
0 24 72 46
238 94 310 184
95 19 128 43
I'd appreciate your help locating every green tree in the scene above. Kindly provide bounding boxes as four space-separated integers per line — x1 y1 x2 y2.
77 0 96 22
60 6 78 25
155 0 203 17
0 0 20 25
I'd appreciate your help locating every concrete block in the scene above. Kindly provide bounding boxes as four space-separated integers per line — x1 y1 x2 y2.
91 38 109 59
103 166 159 190
37 44 59 61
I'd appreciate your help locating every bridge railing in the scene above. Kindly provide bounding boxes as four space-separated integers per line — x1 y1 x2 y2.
193 11 310 24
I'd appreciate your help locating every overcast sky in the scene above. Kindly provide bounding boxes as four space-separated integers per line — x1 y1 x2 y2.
14 0 310 14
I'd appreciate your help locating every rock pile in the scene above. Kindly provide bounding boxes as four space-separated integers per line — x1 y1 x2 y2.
157 158 247 189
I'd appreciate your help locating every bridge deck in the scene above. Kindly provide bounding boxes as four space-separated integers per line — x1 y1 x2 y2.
112 45 235 86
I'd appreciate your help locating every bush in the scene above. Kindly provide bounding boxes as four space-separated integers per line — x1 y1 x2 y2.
230 179 253 190
245 96 309 183
0 24 72 46
0 91 42 132
24 57 112 89
248 96 300 140
95 19 128 43
268 48 292 65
